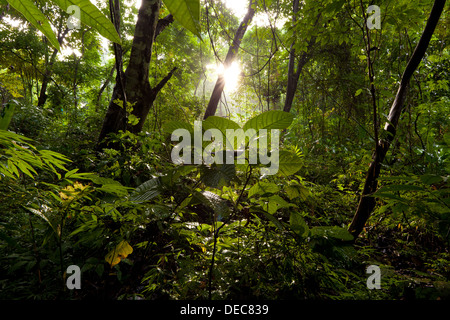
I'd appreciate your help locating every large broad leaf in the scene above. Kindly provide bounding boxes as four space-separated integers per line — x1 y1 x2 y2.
289 211 309 239
203 116 242 147
192 190 230 220
203 116 241 133
52 0 122 44
162 120 194 136
243 110 294 131
277 150 303 176
163 0 201 38
202 116 242 152
260 195 293 214
131 177 162 203
201 163 236 189
285 184 309 201
6 0 61 50
248 181 279 198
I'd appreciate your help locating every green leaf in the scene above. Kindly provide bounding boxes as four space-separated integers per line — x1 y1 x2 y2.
15 160 36 179
419 174 443 185
131 177 161 202
267 195 292 214
251 207 284 230
163 0 201 38
24 206 58 236
310 226 353 241
243 110 294 131
370 192 407 202
6 0 60 50
203 116 241 133
65 168 80 178
203 116 243 150
0 102 16 130
248 181 279 198
71 173 130 197
52 0 122 45
376 184 425 193
7 160 19 178
128 114 140 125
162 120 194 135
289 211 309 239
192 190 230 220
285 184 309 201
260 210 284 230
201 163 236 189
277 150 303 176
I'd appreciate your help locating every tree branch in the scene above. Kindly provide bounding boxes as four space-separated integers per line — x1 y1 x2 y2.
155 14 174 38
152 67 178 96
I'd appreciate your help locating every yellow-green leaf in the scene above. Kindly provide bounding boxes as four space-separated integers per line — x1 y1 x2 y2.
163 0 201 38
105 240 133 267
52 0 122 45
6 0 60 50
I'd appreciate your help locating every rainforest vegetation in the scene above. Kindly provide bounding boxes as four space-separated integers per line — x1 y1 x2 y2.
0 0 449 300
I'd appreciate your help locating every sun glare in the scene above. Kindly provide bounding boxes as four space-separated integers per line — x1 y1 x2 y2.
217 61 241 93
223 0 249 19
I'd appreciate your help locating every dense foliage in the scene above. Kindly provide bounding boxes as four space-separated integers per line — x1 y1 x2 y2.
0 0 449 300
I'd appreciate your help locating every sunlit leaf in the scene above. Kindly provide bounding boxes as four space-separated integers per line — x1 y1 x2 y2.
52 0 122 44
6 0 60 50
163 0 201 38
243 110 294 131
248 181 279 198
277 150 303 176
105 240 133 267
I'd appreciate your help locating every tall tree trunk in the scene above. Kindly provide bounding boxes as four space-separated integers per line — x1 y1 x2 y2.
283 0 300 113
283 49 311 113
97 0 175 149
348 0 446 238
283 2 317 113
37 26 68 107
203 0 256 120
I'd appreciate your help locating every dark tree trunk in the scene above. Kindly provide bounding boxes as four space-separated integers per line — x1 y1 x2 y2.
203 0 256 120
348 0 446 238
97 0 175 149
37 27 68 107
283 0 301 113
283 50 310 113
283 1 317 113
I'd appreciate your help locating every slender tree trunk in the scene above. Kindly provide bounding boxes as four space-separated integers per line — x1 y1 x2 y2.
348 0 446 238
96 64 115 109
97 0 175 149
283 2 317 113
203 0 256 120
37 26 68 107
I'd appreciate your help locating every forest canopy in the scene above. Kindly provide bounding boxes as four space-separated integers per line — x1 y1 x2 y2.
0 0 449 301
